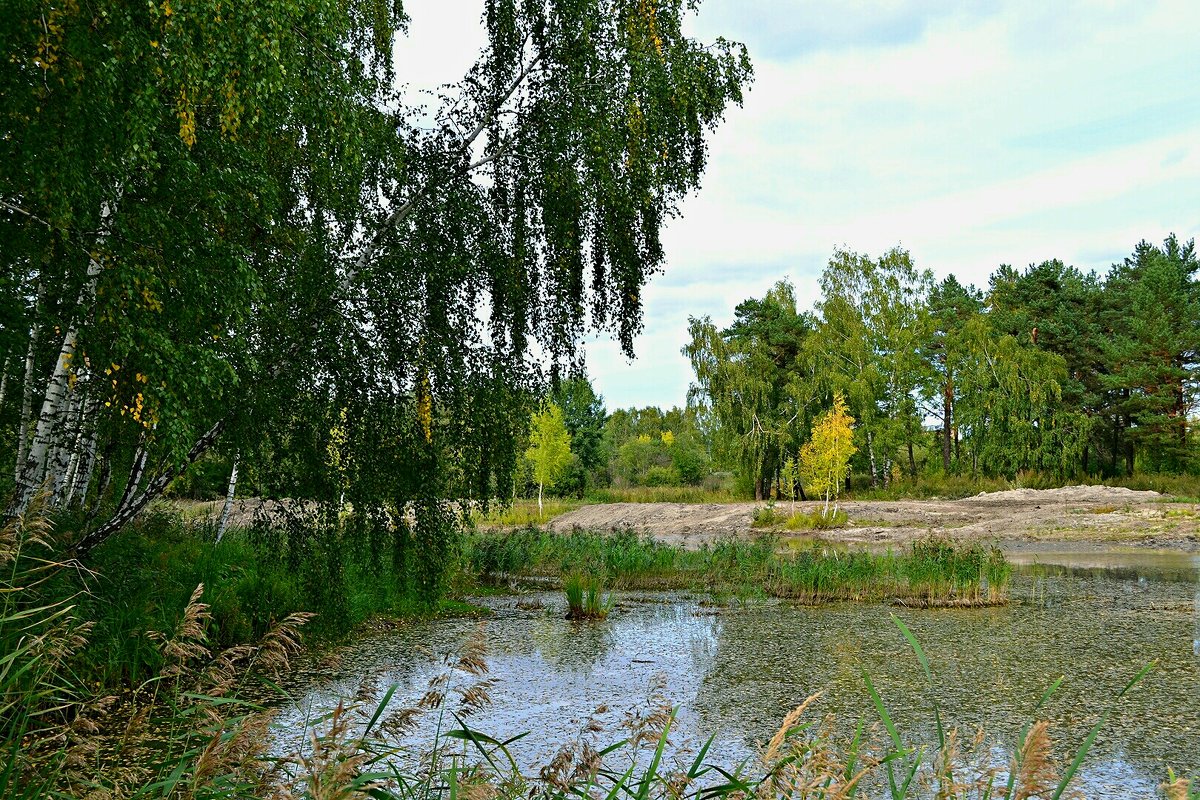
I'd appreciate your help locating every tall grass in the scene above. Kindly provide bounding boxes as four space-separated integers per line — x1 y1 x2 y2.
585 485 742 503
471 498 583 527
563 573 612 619
466 528 1010 605
0 499 311 798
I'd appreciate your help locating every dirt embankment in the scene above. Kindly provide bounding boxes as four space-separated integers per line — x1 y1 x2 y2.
547 485 1200 550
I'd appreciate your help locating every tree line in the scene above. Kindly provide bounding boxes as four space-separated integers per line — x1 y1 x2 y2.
686 238 1200 499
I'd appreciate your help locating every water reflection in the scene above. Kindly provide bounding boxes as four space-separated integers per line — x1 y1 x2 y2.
274 548 1200 799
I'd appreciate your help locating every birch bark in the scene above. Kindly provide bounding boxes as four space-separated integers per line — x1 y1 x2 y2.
13 198 117 515
215 452 239 544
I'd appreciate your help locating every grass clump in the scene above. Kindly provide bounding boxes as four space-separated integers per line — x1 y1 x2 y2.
751 502 785 528
563 573 612 619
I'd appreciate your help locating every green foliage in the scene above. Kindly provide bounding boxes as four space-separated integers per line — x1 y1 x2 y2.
784 509 848 530
750 502 783 528
690 236 1200 488
526 401 573 507
551 375 607 494
602 405 712 487
685 280 815 499
2 0 753 590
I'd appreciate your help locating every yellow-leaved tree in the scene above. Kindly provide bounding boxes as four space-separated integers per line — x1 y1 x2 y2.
800 394 857 517
526 402 573 517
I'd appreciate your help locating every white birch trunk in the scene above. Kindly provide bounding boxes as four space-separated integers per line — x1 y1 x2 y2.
537 481 543 517
15 300 41 481
49 394 84 504
66 403 99 508
865 428 877 488
0 359 8 409
215 453 240 544
13 199 117 515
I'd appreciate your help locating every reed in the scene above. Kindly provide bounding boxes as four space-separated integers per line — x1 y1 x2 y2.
467 528 1011 605
563 573 612 620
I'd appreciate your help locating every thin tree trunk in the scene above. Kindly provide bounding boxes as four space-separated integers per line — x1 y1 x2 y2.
537 481 543 517
0 358 8 409
71 420 224 557
67 406 99 508
942 376 953 473
15 295 41 480
215 452 240 544
906 423 916 477
866 429 878 488
49 393 84 504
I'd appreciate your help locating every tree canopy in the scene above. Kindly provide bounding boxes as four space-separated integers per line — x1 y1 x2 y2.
688 238 1200 490
1 0 753 582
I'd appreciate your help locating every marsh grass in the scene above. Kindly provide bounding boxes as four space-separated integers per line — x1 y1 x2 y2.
467 528 1011 606
563 573 612 619
3 503 1191 798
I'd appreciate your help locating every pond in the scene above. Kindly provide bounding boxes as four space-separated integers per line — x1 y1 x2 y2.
273 547 1200 798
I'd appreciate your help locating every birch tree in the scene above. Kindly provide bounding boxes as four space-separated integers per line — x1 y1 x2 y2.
2 0 753 583
526 402 573 516
799 394 856 517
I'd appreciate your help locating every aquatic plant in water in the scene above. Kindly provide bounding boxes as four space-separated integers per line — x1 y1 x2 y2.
564 572 612 619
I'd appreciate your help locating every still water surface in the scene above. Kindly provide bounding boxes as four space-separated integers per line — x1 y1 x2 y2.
275 548 1200 798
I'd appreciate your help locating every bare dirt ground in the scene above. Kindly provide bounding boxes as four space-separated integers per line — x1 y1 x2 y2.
546 485 1200 551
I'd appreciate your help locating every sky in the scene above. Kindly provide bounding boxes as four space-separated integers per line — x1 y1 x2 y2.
394 0 1200 410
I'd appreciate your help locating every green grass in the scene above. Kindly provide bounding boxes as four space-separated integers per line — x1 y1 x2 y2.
49 507 476 688
466 528 1010 605
563 572 612 619
3 502 1187 799
471 498 583 526
585 485 741 503
785 508 849 530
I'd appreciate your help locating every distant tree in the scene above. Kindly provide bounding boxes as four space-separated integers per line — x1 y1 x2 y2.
552 374 607 494
924 275 984 473
988 260 1108 473
811 247 932 486
1100 236 1200 473
800 394 856 516
526 402 573 515
685 280 816 499
779 455 800 512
